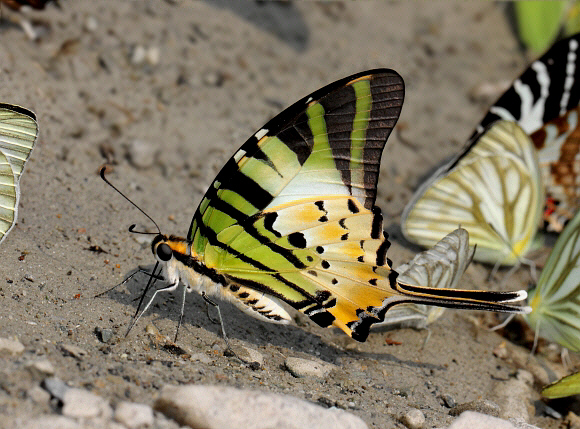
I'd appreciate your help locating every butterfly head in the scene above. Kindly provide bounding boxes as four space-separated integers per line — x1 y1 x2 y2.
151 234 187 264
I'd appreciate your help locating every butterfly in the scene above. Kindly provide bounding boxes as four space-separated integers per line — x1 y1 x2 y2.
105 69 530 343
377 227 475 332
475 33 580 233
0 104 38 245
542 370 580 399
525 207 580 353
402 120 544 269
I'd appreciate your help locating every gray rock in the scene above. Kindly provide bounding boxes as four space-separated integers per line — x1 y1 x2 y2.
114 401 154 429
62 388 112 419
449 399 500 417
154 385 368 429
402 408 425 428
42 377 70 402
492 379 532 421
284 357 335 379
95 327 114 343
189 352 213 364
0 337 25 355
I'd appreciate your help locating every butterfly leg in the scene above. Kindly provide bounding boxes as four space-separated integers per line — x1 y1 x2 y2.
173 283 188 343
201 292 259 367
125 280 179 337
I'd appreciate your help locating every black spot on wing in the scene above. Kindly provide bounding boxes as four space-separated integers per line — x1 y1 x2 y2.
288 232 307 248
348 199 359 213
263 212 281 238
370 206 383 239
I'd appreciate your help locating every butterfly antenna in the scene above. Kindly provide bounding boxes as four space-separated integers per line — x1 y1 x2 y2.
100 167 161 235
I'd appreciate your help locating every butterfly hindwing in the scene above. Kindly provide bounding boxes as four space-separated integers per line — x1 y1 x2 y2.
378 228 475 330
526 208 580 352
402 120 544 265
0 104 38 244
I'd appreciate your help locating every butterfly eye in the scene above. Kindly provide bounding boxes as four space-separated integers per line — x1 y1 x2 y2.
157 243 173 261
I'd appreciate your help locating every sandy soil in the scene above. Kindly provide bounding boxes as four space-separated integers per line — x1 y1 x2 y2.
0 2 575 428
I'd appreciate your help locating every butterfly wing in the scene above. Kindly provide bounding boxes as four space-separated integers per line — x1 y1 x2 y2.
542 371 580 399
378 228 475 330
0 104 38 244
475 34 580 231
526 208 580 352
186 71 528 341
402 120 544 265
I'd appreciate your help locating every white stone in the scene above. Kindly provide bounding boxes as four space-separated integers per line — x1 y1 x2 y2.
26 359 55 379
62 388 112 419
284 357 335 379
154 385 368 429
0 337 25 355
402 409 425 429
448 411 516 429
114 402 154 429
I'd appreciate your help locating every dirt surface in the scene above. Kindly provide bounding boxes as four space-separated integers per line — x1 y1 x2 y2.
0 2 576 428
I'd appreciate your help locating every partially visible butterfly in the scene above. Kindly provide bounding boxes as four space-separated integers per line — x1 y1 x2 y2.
402 120 544 268
525 208 580 353
376 227 474 331
542 370 580 399
475 33 580 232
103 70 530 344
0 104 38 245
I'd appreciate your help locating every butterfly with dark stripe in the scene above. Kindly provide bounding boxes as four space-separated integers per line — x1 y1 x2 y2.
476 33 580 232
109 70 530 343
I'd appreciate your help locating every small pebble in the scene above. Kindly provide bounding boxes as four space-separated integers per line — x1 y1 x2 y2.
95 327 114 343
284 357 335 379
449 399 500 417
24 274 35 282
114 401 154 429
26 359 55 379
189 352 213 364
203 70 224 87
62 388 112 419
59 344 88 360
0 337 25 355
237 346 264 368
131 45 147 65
402 409 425 429
85 16 98 32
441 393 456 408
127 139 157 169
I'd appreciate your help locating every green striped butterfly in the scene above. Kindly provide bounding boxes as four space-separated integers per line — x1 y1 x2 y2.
377 228 475 331
402 120 544 268
526 208 580 352
113 70 531 342
542 371 580 399
0 104 38 244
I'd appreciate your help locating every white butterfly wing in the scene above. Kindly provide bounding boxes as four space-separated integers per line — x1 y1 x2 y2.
377 228 475 330
402 120 544 266
526 209 580 352
0 104 38 244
